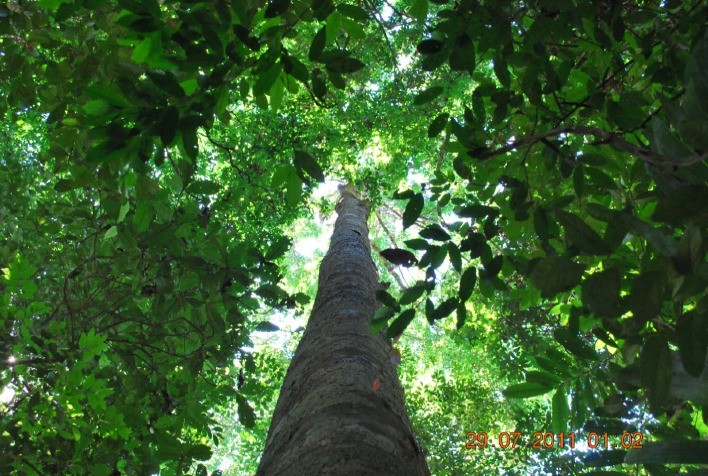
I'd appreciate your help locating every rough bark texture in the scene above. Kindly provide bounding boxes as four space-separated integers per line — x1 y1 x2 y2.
257 188 429 475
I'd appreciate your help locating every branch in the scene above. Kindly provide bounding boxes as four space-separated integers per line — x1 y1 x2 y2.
478 125 706 167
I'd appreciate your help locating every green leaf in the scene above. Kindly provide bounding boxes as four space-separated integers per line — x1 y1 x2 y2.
85 85 130 108
386 309 416 338
254 63 282 96
54 179 81 192
341 17 365 40
131 37 152 63
293 150 325 183
555 210 611 255
409 0 428 21
309 27 327 61
419 224 450 241
413 86 443 105
337 4 369 21
624 440 708 465
82 100 110 117
371 306 396 333
117 202 130 223
526 370 562 387
186 180 220 195
326 12 341 44
399 282 426 305
419 244 446 269
265 236 292 260
530 256 585 297
582 268 622 318
133 202 153 233
402 193 424 229
404 239 429 251
181 129 199 161
285 172 303 206
552 387 569 434
503 382 553 399
640 335 672 412
104 226 118 240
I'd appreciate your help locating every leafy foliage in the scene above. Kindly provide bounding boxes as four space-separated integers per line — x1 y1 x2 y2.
1 0 707 474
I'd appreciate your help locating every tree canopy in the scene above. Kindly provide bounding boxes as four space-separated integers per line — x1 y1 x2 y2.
1 0 706 474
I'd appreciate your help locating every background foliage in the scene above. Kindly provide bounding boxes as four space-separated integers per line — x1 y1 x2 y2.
1 0 706 474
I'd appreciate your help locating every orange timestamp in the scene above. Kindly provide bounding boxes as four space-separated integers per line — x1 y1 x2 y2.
465 431 644 450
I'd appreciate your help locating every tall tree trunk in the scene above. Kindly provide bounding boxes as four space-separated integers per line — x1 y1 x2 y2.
257 187 429 475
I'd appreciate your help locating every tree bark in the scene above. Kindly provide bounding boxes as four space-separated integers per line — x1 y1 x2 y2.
257 187 429 475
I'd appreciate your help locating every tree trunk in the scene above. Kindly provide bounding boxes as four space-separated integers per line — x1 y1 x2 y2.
257 187 429 475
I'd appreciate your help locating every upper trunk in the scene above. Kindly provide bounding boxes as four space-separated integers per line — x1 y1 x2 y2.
256 187 429 475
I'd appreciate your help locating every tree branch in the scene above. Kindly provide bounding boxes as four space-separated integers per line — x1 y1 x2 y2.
479 125 706 167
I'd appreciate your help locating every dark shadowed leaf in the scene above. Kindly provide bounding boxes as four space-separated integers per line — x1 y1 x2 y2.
325 56 366 74
399 282 426 305
627 270 664 324
583 450 627 467
417 39 444 54
147 72 186 98
379 248 418 267
186 180 220 195
555 210 611 255
554 328 598 361
530 256 585 297
676 308 707 377
456 302 467 329
236 395 256 428
432 297 457 321
640 335 672 412
582 268 622 318
403 193 424 229
503 382 553 399
375 289 398 308
265 236 292 260
552 387 569 434
428 113 449 137
309 27 327 61
386 309 416 338
624 440 708 465
294 150 325 183
419 224 450 241
413 86 444 105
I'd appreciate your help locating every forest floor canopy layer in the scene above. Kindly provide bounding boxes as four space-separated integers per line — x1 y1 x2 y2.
1 0 707 474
